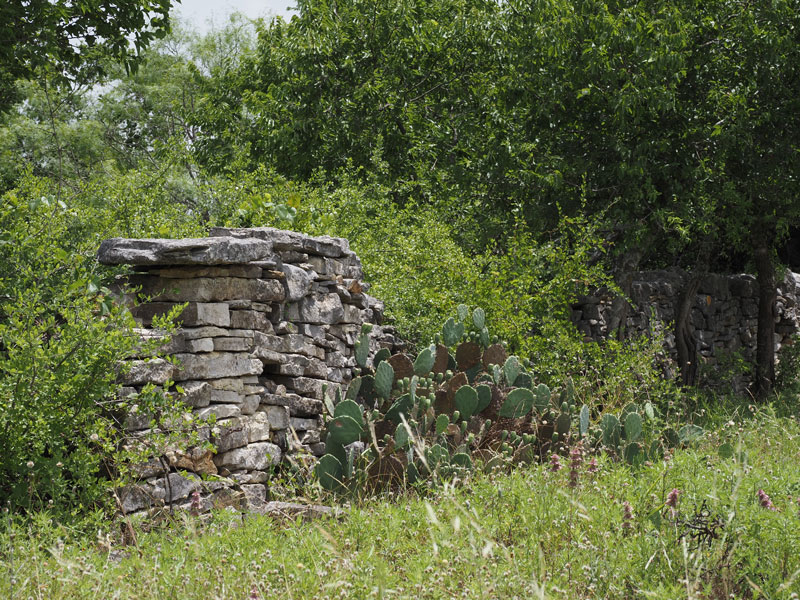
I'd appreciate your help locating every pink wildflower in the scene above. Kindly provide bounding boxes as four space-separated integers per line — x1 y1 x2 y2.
550 453 563 472
586 457 599 475
622 501 634 533
190 490 202 516
665 488 680 508
757 489 777 511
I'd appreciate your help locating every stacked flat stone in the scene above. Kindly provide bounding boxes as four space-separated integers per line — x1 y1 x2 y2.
98 230 402 515
571 269 800 390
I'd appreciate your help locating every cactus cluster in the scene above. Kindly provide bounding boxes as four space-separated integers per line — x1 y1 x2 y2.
314 306 705 491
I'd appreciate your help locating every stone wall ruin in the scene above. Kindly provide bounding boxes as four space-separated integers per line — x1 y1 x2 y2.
99 228 403 515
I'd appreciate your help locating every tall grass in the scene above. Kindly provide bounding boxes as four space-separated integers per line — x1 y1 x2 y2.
2 407 798 599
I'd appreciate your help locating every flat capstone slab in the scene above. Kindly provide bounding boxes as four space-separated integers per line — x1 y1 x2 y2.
210 227 350 258
97 237 273 266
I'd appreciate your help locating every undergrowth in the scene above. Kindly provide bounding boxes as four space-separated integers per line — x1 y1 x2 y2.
2 407 798 599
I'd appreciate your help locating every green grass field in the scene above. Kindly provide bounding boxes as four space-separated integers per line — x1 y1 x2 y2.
2 408 799 600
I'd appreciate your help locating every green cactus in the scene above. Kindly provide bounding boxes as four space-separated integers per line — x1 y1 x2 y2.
454 385 479 420
374 360 395 400
624 412 643 442
395 422 411 449
579 405 590 437
475 384 492 414
533 383 551 414
425 444 450 473
384 393 413 423
457 304 470 323
354 332 370 368
442 317 465 346
472 307 486 329
513 372 533 389
450 452 473 470
503 356 521 387
624 442 642 466
414 346 435 376
435 413 450 435
328 414 363 445
556 412 571 437
345 377 362 401
499 387 534 418
663 427 679 448
677 424 704 445
601 413 621 447
373 348 391 367
334 399 364 426
316 454 344 490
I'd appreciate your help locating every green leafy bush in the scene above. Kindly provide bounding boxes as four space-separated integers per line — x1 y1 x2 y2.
0 176 194 515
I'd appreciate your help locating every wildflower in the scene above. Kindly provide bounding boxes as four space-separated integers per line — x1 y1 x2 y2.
549 453 563 472
758 489 777 511
190 490 202 516
90 433 100 442
569 445 583 488
622 501 634 533
26 461 34 469
586 457 599 475
666 488 680 508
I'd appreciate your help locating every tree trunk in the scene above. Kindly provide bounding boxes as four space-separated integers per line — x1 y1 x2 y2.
753 233 776 399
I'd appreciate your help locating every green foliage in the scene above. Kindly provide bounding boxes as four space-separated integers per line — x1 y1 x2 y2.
0 176 196 514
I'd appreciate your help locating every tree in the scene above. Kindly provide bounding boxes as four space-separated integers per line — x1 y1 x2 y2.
0 0 175 113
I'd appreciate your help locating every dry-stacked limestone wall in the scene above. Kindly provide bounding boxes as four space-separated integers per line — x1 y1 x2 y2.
571 269 800 386
99 228 403 515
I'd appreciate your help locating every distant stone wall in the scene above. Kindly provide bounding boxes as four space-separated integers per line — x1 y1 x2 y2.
571 269 800 388
99 228 403 515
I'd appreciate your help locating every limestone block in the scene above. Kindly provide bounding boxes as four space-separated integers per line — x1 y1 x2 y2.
253 347 285 365
211 227 350 258
214 420 249 452
119 484 154 514
247 413 271 443
173 352 262 381
290 416 320 431
131 276 285 303
281 263 313 301
213 337 252 352
253 331 286 352
180 380 212 408
152 473 200 502
262 393 323 417
196 404 241 420
241 484 267 509
98 236 273 266
341 304 362 324
121 358 174 386
131 302 230 328
263 405 290 429
209 377 245 392
230 309 272 330
264 354 327 378
241 395 260 415
299 293 344 324
213 442 282 471
151 265 263 279
274 376 328 400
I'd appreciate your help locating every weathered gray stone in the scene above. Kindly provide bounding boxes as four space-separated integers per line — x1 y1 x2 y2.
247 412 271 443
131 275 285 303
196 404 241 420
180 380 212 408
98 236 273 266
241 484 267 509
290 416 321 431
213 442 282 471
262 393 323 417
281 263 313 302
173 352 262 381
299 294 344 324
263 405 290 429
131 302 230 328
213 420 249 452
151 265 263 279
121 359 174 386
213 337 252 352
211 227 349 258
274 376 328 399
230 309 272 330
241 395 260 415
152 473 199 502
118 484 154 514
